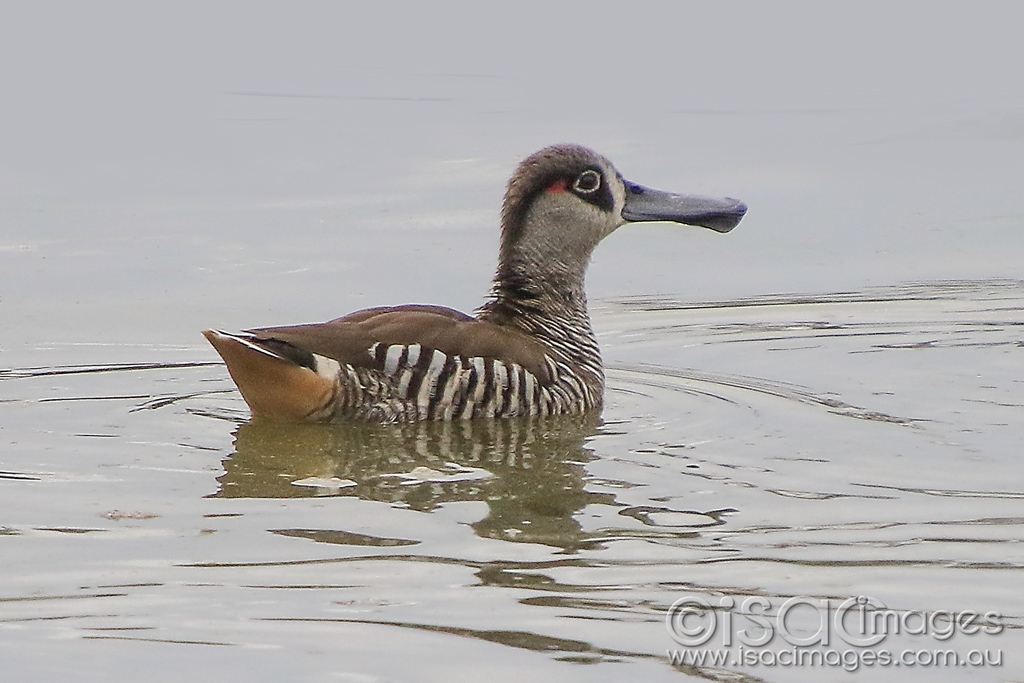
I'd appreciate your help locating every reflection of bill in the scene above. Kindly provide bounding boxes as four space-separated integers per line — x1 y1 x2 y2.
214 415 614 550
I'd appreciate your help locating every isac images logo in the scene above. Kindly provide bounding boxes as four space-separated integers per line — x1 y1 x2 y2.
666 595 1003 672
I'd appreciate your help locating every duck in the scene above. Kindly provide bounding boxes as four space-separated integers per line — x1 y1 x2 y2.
203 144 746 423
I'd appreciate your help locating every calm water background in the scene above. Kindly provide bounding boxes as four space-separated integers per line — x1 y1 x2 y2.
2 2 1023 681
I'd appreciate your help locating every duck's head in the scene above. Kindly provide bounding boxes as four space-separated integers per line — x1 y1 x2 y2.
497 144 747 285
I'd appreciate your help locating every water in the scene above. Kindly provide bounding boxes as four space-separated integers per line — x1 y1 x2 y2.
2 3 1023 681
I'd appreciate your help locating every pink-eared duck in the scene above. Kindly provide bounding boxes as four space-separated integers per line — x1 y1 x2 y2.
204 144 746 422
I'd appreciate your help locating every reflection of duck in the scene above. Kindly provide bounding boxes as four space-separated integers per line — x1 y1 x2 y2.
204 144 745 423
215 416 615 550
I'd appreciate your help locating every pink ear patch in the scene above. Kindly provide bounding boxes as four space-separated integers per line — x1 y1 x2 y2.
546 178 569 193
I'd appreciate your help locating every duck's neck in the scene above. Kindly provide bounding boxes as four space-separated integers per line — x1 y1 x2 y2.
477 251 602 383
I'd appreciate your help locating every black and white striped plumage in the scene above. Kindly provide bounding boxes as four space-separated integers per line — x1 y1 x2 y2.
204 144 745 423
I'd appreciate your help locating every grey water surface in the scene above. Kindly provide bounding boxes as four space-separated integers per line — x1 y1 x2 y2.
2 3 1023 682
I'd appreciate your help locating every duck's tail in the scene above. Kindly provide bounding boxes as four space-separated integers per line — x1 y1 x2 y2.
202 330 336 421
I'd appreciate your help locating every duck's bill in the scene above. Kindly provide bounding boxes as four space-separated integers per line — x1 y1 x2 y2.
621 181 747 233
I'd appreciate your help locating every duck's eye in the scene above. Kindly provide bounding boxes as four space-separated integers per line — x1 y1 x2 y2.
573 170 601 194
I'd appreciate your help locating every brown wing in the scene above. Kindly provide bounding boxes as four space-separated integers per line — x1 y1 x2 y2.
248 305 553 384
